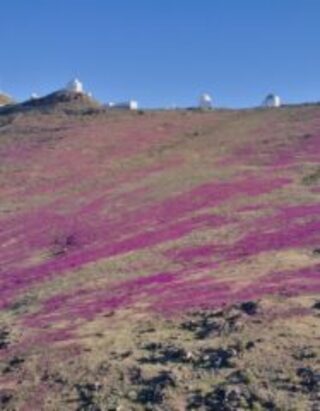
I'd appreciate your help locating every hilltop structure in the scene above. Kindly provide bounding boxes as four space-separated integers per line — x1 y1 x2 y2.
106 100 139 110
65 78 84 94
199 93 213 109
263 94 281 108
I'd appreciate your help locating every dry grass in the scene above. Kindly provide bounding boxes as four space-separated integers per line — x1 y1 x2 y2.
0 105 320 409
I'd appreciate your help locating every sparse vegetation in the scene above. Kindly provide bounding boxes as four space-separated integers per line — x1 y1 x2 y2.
302 167 320 185
0 103 319 410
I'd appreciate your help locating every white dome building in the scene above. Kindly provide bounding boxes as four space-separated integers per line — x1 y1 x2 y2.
199 93 213 109
66 78 84 94
128 100 138 110
263 94 281 108
106 100 139 110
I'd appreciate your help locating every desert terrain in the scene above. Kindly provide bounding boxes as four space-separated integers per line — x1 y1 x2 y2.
0 96 319 410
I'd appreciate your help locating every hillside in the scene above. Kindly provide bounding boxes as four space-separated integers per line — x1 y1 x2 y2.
0 104 319 410
0 90 101 116
0 94 14 107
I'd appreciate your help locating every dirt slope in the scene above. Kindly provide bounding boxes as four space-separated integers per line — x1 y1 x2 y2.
0 105 319 410
0 94 13 107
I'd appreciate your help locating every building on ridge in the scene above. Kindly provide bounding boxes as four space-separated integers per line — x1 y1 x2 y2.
65 78 84 94
199 93 213 109
105 100 139 110
263 93 281 108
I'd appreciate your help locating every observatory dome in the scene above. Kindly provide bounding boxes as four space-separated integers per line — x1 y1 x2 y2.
66 78 84 94
199 93 213 109
263 94 281 108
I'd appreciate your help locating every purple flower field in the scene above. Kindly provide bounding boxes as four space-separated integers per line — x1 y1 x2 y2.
0 106 319 410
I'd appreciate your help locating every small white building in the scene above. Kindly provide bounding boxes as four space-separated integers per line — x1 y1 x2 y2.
263 94 281 108
65 78 84 94
128 100 139 110
199 93 213 109
106 100 139 110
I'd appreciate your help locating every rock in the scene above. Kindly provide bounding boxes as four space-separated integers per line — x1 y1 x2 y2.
293 347 317 360
139 344 188 364
245 341 255 350
186 351 194 360
240 301 259 316
127 390 138 401
187 390 204 409
3 356 25 374
118 350 132 359
188 383 261 410
227 370 251 385
297 367 320 393
141 342 163 351
225 386 244 407
312 301 320 310
0 391 12 406
127 366 142 385
225 308 242 321
136 386 163 405
194 347 236 370
181 313 224 339
132 371 175 406
74 382 101 409
52 234 78 257
0 329 10 350
139 326 156 334
203 387 228 409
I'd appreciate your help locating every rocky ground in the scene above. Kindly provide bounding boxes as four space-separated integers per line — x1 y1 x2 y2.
0 98 319 410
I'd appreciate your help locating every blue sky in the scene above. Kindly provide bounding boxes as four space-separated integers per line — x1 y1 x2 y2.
0 0 319 108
